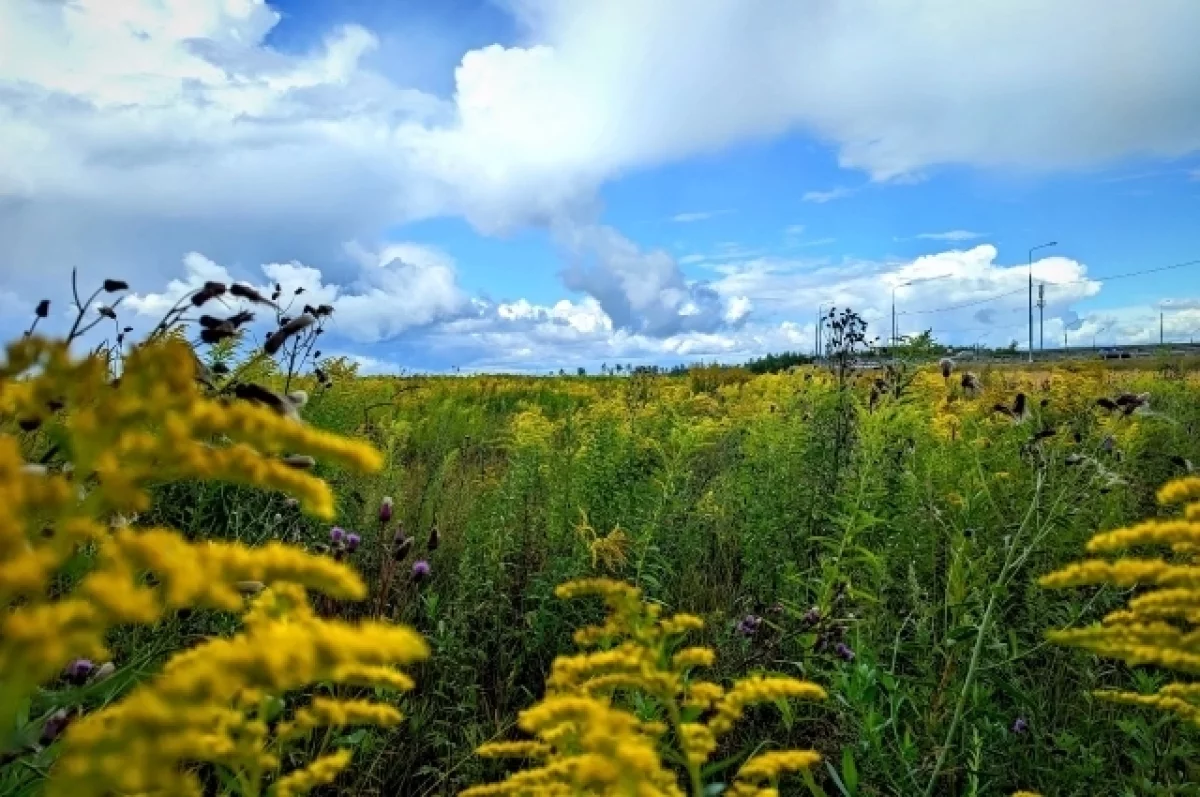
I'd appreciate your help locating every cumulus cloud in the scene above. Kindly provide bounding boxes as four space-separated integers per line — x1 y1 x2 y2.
2 0 1199 366
557 224 749 336
709 244 1101 347
125 242 468 344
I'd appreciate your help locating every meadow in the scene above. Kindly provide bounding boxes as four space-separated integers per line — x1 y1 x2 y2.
5 291 1200 796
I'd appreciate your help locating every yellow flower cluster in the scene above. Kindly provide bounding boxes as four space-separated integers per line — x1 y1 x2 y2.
462 578 826 797
50 584 426 797
1 335 422 797
1043 475 1200 725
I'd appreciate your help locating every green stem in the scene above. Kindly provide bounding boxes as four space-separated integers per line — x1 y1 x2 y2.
803 768 831 797
922 474 1044 797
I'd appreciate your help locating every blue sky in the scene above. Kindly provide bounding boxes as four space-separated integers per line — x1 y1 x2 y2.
1 0 1199 371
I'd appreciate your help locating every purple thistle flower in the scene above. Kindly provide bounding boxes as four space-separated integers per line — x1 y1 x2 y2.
802 606 822 626
736 614 763 636
412 559 431 581
330 527 346 543
40 709 73 745
64 659 95 684
379 497 394 524
834 642 855 662
1011 717 1029 734
345 533 361 553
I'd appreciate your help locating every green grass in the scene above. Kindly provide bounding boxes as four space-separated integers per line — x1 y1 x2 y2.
15 364 1200 796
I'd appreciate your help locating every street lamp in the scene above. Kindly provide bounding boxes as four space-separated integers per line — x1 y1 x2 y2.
1028 242 1057 362
891 274 952 349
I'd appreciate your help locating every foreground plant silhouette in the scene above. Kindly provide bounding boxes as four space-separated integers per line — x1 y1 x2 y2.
462 578 828 797
0 334 427 796
1044 475 1200 726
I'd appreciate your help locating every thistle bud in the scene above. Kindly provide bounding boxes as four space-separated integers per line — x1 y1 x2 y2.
345 533 361 553
427 524 440 552
40 709 74 745
35 299 50 318
64 658 96 684
379 496 394 524
90 661 116 684
330 527 346 544
102 279 129 292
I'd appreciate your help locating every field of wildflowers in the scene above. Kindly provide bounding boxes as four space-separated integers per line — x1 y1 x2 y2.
4 280 1200 795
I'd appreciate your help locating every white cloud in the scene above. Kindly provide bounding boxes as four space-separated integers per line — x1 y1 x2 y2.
670 209 733 223
125 242 468 344
557 224 744 336
916 230 986 241
802 187 855 203
784 224 806 236
3 0 1199 366
708 244 1102 347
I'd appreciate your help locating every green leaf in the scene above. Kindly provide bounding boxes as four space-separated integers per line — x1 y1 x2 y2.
841 747 859 794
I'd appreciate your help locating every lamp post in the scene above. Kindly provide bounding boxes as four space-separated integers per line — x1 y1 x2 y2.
1028 242 1057 362
891 274 953 350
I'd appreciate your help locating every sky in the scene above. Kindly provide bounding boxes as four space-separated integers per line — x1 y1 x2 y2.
1 0 1199 373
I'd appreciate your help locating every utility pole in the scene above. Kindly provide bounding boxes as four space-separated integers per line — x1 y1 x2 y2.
1028 242 1057 362
1064 330 1068 349
1037 283 1045 350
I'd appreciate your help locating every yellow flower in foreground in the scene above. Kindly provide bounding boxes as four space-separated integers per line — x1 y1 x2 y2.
463 578 824 796
50 586 427 797
1 334 414 797
1044 475 1200 726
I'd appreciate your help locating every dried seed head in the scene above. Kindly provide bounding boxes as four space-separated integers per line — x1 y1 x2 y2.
199 323 237 344
102 279 129 292
264 314 314 355
35 299 50 318
427 524 440 552
282 454 315 469
314 304 334 317
229 283 274 306
393 533 413 561
98 306 117 320
234 383 288 414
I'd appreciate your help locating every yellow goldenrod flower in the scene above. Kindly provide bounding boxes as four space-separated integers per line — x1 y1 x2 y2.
734 750 822 781
272 749 353 797
467 578 825 796
0 335 417 797
708 676 828 737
